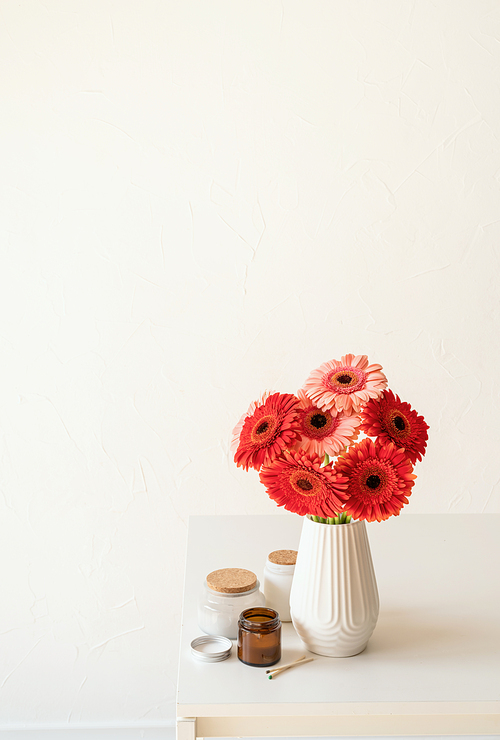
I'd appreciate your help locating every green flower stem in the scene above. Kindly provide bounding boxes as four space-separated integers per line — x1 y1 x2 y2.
309 513 353 524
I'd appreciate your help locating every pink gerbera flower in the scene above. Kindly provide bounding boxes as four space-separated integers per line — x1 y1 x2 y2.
302 354 387 416
293 389 360 458
259 449 349 518
232 392 301 471
333 438 416 522
360 389 429 464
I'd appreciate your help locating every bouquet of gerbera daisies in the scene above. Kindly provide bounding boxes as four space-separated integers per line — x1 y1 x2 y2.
231 354 429 523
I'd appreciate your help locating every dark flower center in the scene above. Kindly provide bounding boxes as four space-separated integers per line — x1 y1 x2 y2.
337 374 352 385
310 413 327 429
366 474 381 490
296 478 313 491
256 421 269 435
393 415 405 431
328 367 366 395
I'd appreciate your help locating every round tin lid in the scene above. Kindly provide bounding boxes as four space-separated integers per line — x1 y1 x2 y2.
191 635 232 662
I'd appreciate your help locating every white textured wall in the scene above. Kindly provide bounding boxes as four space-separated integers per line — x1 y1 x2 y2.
1 0 500 728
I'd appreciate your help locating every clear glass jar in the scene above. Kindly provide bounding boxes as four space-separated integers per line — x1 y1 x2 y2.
262 549 297 622
198 568 265 639
237 607 281 667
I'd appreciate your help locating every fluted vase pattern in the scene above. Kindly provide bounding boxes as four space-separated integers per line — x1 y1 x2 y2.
290 516 379 657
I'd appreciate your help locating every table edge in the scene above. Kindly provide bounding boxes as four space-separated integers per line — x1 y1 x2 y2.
177 700 500 717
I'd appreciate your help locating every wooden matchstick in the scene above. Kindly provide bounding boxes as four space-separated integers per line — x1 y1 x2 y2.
265 655 307 674
267 657 314 679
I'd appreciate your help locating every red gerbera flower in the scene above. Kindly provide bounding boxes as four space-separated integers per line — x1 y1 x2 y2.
293 389 360 458
230 390 271 456
334 438 416 522
259 449 349 517
302 354 387 416
360 390 429 464
233 392 301 471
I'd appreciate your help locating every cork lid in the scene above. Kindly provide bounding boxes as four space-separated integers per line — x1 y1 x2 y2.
268 549 298 566
206 568 257 594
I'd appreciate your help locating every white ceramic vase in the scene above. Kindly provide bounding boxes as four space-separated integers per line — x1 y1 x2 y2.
290 515 379 657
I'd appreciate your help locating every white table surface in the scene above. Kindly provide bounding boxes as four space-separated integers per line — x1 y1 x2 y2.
176 514 500 738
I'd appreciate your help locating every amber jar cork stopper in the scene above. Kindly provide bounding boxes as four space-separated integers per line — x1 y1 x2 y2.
268 550 297 566
206 568 257 594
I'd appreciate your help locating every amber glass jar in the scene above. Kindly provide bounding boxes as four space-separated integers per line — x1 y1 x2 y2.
237 607 281 667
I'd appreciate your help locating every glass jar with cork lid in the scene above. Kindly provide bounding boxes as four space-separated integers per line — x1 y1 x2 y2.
262 549 297 622
198 568 265 639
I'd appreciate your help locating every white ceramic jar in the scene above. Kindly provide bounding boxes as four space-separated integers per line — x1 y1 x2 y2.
262 549 297 622
198 568 265 639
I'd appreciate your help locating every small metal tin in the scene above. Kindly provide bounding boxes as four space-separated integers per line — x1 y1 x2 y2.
191 635 232 662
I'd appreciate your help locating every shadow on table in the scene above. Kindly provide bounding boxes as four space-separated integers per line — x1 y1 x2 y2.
367 608 498 657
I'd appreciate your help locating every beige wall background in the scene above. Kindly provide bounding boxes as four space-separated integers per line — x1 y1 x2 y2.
1 0 499 733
